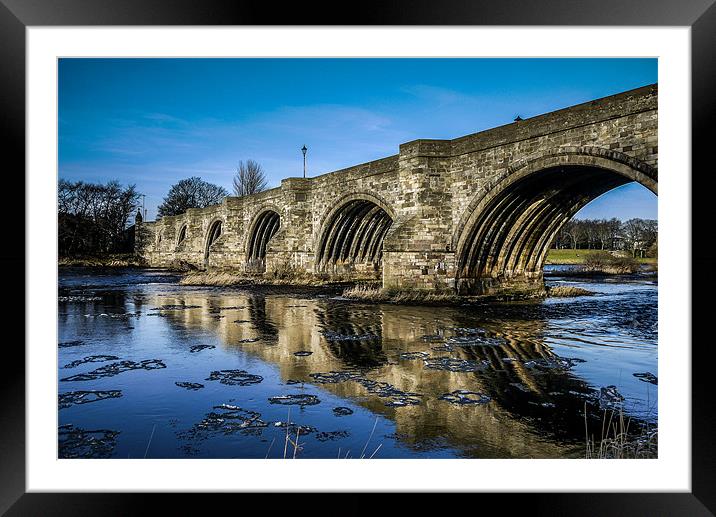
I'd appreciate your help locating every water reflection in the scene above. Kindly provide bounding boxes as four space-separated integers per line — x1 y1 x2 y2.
58 270 657 459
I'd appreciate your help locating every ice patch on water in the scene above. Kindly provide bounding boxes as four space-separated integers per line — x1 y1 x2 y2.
60 359 166 381
205 369 263 386
439 390 491 405
59 390 122 409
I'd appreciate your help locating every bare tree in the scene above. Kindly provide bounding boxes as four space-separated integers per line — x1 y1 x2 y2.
561 220 586 249
642 219 658 247
589 218 619 250
621 218 648 257
583 219 598 249
58 179 140 255
233 159 268 197
606 218 622 250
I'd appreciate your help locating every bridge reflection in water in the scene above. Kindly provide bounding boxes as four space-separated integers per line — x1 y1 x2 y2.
149 290 633 458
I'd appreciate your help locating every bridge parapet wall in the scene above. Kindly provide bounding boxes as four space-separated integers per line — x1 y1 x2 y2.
449 84 657 160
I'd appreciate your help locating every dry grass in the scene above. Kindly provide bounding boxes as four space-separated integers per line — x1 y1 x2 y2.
583 251 640 274
59 254 147 267
179 270 326 287
265 260 309 282
546 285 595 298
341 284 387 301
269 410 383 460
179 259 370 287
585 406 657 459
342 283 461 305
179 271 248 286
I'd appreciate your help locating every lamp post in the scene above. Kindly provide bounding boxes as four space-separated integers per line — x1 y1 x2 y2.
301 145 308 178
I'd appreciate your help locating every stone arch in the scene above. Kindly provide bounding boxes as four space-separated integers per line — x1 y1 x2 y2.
453 149 657 295
315 192 396 275
246 207 281 272
509 146 657 187
203 218 223 266
316 192 396 236
176 224 188 247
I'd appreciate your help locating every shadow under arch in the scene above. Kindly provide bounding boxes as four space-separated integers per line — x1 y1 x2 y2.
453 149 658 295
314 192 396 275
203 218 223 267
176 224 188 248
246 208 281 273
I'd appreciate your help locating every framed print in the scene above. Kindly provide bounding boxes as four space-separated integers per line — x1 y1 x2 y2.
3 0 715 514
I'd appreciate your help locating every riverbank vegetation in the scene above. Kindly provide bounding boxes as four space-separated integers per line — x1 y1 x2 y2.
585 407 657 459
59 253 147 268
179 270 326 287
179 262 356 287
341 283 462 305
59 179 140 257
180 258 387 287
582 251 641 274
342 283 596 304
546 286 595 297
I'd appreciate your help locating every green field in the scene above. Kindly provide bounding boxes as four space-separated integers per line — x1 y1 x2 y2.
545 249 657 265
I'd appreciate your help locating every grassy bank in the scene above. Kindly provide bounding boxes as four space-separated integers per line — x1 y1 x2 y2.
179 270 326 287
341 284 463 305
341 284 595 305
546 286 595 297
546 249 657 265
179 268 379 288
59 254 147 268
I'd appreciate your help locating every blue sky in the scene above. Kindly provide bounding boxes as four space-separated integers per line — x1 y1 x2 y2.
58 58 657 221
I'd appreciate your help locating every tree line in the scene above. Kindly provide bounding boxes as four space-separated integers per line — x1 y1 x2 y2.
58 179 140 256
157 160 267 217
552 218 658 257
58 161 269 256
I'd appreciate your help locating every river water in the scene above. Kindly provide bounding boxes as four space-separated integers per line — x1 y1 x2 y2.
57 266 657 459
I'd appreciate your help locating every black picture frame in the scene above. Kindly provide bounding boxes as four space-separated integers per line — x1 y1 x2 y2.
2 1 713 514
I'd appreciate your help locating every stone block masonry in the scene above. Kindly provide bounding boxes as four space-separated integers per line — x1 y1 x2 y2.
136 84 657 295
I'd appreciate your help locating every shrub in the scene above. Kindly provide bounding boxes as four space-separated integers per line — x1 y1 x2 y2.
583 251 639 274
547 286 595 297
582 251 614 270
608 256 640 274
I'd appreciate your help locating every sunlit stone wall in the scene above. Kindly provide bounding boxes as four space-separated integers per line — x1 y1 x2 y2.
136 84 658 293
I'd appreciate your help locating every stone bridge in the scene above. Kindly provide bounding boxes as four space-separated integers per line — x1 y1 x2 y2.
136 84 657 296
